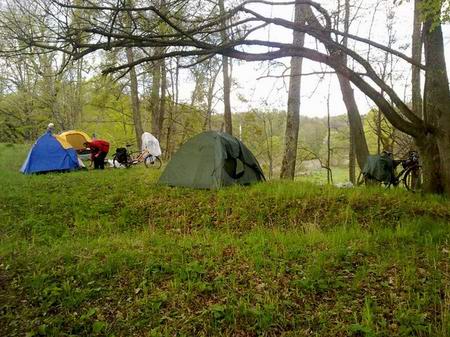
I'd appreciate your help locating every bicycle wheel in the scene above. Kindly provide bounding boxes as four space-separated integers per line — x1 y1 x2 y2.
403 166 423 192
144 155 162 169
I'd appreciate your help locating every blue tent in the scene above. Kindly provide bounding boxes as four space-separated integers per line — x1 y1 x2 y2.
20 132 80 174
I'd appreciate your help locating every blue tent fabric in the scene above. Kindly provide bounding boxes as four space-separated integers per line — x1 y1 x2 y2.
20 132 80 174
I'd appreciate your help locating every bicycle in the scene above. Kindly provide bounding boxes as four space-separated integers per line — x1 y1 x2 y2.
112 144 162 169
357 150 422 192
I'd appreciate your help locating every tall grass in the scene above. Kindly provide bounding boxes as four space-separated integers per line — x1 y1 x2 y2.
0 143 449 336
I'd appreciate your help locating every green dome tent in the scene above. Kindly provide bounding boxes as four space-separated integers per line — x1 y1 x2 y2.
158 131 266 189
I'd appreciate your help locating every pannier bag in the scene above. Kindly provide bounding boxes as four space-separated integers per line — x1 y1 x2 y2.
362 154 394 184
115 148 128 164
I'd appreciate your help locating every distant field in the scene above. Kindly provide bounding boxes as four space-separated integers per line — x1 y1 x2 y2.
0 143 449 336
296 167 350 185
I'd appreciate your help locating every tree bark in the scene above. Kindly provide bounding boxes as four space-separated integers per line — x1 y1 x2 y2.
412 0 423 118
326 81 332 184
204 80 215 131
376 109 381 154
416 135 442 193
280 3 306 179
340 0 369 170
219 0 232 135
159 59 167 142
126 47 144 149
74 59 83 129
349 133 356 183
344 0 356 180
262 115 274 179
222 56 232 135
150 58 161 139
422 18 450 193
203 62 221 131
337 76 369 169
165 58 178 160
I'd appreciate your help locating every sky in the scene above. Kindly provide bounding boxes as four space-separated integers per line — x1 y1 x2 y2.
176 0 450 118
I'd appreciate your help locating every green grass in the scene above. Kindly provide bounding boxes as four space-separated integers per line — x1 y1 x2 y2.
0 143 449 336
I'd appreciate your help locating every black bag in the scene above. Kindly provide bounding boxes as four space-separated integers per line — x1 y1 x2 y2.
115 148 128 164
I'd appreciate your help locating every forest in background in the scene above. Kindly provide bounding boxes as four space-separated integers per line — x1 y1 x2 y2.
0 68 411 180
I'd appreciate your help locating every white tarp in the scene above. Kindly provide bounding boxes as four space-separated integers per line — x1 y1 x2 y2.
77 157 86 168
141 132 162 156
108 159 125 168
335 181 354 189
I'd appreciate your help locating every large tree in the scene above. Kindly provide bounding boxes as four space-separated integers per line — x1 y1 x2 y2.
126 47 144 149
219 0 233 135
280 2 306 179
2 0 450 193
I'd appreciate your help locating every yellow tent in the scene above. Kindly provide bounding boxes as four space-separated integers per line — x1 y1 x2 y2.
58 130 92 150
54 135 74 149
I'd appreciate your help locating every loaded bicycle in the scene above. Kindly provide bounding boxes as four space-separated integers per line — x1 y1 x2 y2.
112 144 162 169
357 150 422 192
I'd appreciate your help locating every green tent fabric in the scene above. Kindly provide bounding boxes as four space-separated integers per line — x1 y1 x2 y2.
158 131 266 189
362 154 394 184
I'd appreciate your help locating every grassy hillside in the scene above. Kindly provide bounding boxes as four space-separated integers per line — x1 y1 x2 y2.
0 143 449 337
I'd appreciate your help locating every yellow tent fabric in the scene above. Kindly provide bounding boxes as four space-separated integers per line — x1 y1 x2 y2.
54 135 74 149
58 130 92 150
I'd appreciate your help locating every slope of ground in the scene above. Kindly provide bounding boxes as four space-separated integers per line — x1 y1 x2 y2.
0 143 449 336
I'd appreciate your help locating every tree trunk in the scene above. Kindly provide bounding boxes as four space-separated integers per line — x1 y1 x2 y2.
339 0 369 170
222 56 232 135
412 0 423 118
165 58 179 160
422 18 450 193
337 76 370 169
437 135 450 194
219 0 232 135
150 58 162 139
159 59 167 144
126 47 144 149
416 135 442 193
280 3 306 179
203 81 215 131
203 63 221 131
376 110 381 154
264 116 274 179
74 58 83 129
326 81 332 185
349 134 356 183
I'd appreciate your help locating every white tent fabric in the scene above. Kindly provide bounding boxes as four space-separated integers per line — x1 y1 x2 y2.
141 132 162 156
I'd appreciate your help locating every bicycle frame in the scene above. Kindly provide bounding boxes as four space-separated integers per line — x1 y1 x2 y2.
385 152 422 192
130 150 147 164
390 163 420 186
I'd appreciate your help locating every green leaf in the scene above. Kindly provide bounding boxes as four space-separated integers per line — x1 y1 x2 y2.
92 321 106 334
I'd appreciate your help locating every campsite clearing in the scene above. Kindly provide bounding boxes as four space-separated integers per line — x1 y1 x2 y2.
0 143 449 336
